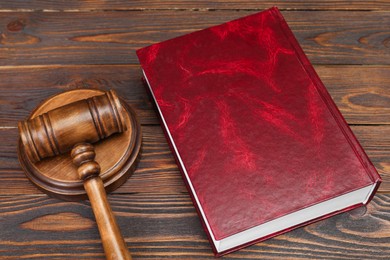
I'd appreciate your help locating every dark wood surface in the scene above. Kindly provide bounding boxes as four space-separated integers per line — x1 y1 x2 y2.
0 1 389 259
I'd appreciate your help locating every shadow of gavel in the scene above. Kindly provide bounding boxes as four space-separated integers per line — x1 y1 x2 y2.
18 90 141 260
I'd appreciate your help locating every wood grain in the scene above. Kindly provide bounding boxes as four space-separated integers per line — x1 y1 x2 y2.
0 193 388 259
0 11 389 65
0 65 157 126
20 212 95 231
315 66 390 125
0 0 389 11
0 65 388 127
1 124 389 196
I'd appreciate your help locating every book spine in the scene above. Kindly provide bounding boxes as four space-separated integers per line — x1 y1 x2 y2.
140 76 220 256
272 7 381 188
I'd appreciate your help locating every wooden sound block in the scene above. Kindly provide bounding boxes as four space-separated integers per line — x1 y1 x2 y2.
18 89 142 201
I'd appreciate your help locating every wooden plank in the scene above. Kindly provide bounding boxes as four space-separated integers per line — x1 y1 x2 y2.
0 65 389 127
0 193 388 259
352 126 390 193
316 66 390 125
0 11 389 65
1 125 389 196
0 65 158 126
1 1 389 11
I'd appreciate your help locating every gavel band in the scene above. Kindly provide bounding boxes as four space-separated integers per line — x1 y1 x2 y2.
18 90 126 163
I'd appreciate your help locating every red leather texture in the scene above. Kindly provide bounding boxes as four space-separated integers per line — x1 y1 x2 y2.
137 7 381 255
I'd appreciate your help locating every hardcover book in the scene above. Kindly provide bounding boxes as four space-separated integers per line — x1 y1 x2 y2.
136 7 381 256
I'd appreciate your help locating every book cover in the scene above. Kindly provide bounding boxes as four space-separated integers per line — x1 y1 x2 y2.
136 7 381 256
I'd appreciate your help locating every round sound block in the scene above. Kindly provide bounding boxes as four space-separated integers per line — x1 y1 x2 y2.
18 89 142 201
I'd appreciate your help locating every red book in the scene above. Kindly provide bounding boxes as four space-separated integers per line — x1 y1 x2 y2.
136 7 381 256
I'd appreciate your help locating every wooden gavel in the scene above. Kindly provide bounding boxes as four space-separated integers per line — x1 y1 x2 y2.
18 90 140 260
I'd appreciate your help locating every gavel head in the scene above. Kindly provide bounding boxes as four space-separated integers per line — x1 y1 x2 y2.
18 90 127 163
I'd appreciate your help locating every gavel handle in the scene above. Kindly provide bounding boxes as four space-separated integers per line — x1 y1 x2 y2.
85 177 131 260
72 143 132 260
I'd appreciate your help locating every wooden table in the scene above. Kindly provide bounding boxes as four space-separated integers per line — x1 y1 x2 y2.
0 1 389 259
